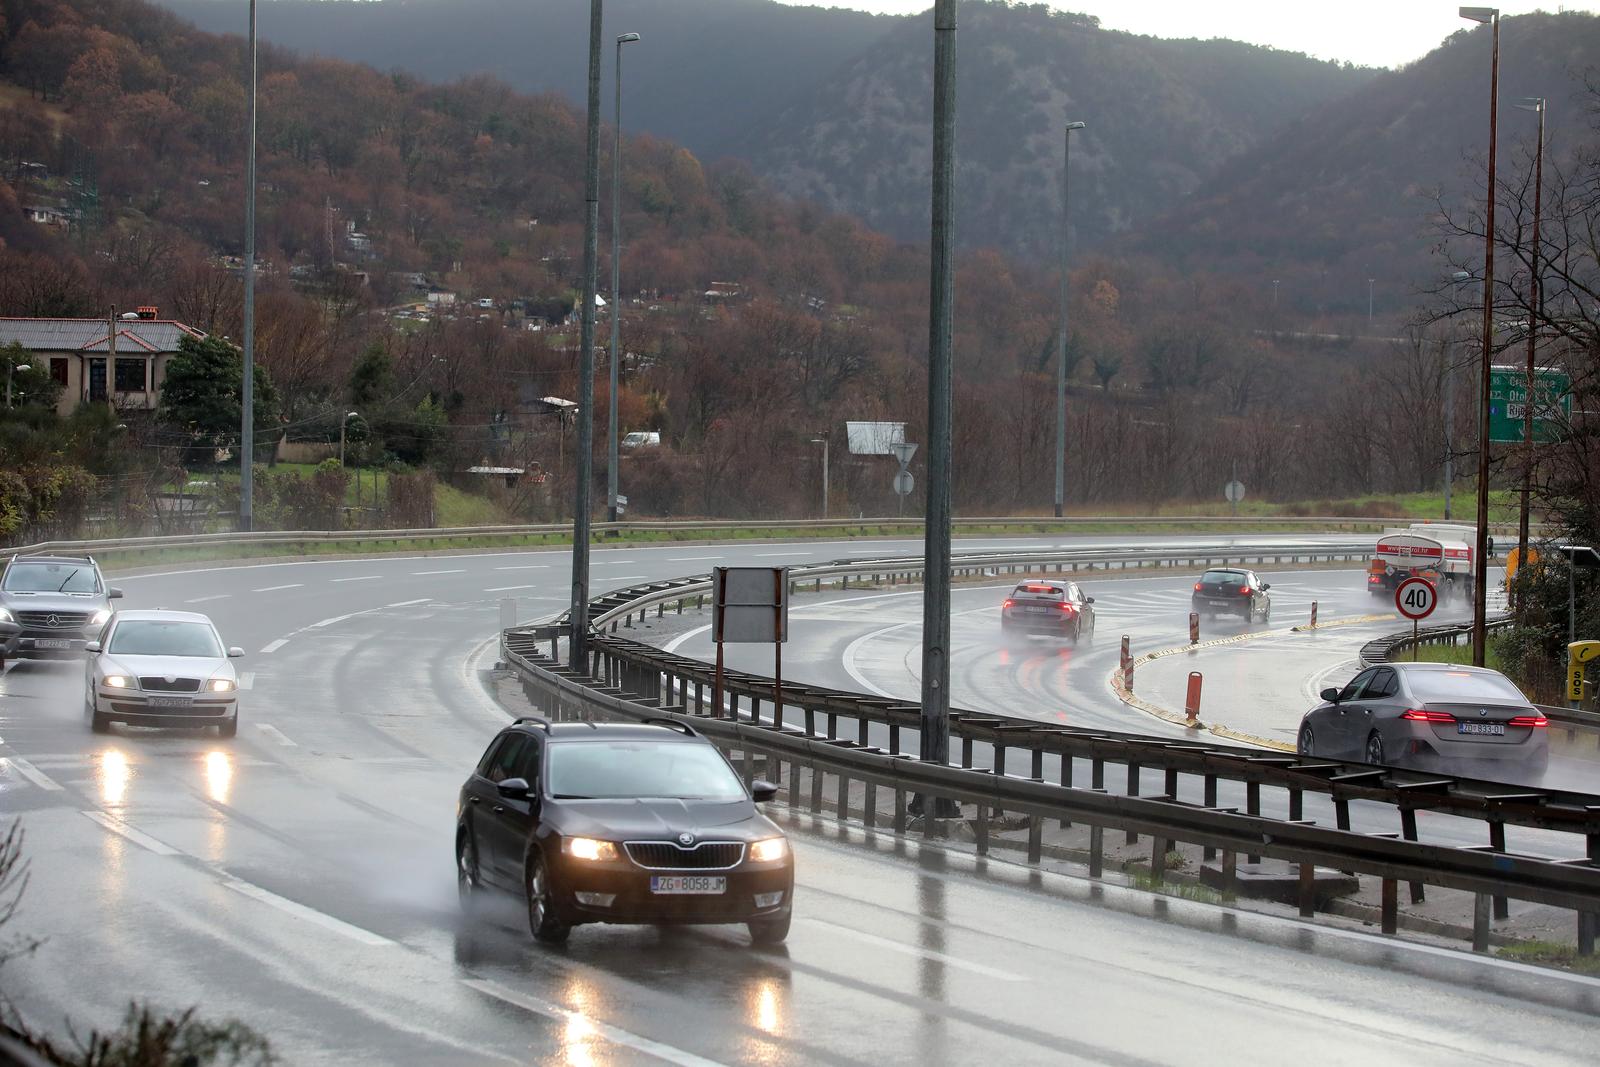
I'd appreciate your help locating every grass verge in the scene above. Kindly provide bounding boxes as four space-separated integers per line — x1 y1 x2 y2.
1494 940 1600 975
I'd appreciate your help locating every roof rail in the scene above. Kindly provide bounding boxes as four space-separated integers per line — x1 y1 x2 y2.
640 717 698 738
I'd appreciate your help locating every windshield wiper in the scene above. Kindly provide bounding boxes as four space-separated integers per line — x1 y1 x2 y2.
552 793 593 800
55 569 80 592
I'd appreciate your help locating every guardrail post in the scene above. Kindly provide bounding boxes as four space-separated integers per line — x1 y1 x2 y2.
810 766 824 814
836 772 849 822
961 737 973 769
1580 912 1597 956
1089 824 1104 878
1221 849 1237 892
975 804 989 856
1298 864 1316 917
1288 787 1302 822
788 761 801 808
1125 763 1140 844
1401 808 1425 903
864 782 877 830
1027 807 1043 864
1150 837 1168 884
1489 821 1509 920
1472 893 1491 952
1381 879 1398 935
1203 776 1218 862
1059 755 1073 829
894 788 907 834
1246 782 1261 864
1091 758 1104 791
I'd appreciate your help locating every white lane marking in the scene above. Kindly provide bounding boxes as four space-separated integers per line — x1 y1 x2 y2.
594 560 638 565
260 638 289 654
485 585 536 592
222 878 394 946
412 569 465 575
255 723 296 747
252 584 303 593
494 565 550 570
331 575 381 583
801 918 1028 981
668 556 721 561
3 756 63 791
309 612 357 629
184 594 231 604
757 551 804 556
238 672 256 690
82 811 180 855
388 598 432 608
603 576 646 582
841 624 911 700
459 978 727 1067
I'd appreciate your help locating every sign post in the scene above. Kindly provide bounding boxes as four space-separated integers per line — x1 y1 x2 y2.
1395 576 1438 661
712 567 789 724
891 442 918 517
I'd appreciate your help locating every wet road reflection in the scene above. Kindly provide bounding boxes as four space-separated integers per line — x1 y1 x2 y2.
96 748 130 807
204 749 233 804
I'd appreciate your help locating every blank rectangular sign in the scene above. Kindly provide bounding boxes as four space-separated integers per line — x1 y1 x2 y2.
713 567 788 643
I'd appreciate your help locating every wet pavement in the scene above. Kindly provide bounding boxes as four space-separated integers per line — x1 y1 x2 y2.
2 536 1597 1063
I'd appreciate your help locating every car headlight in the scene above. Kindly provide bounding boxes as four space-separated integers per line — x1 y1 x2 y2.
208 678 236 693
103 675 134 689
89 609 111 626
0 608 12 623
749 837 789 863
563 837 618 862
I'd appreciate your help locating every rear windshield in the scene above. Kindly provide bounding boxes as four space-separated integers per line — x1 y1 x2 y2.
107 620 223 658
547 740 746 801
1013 584 1063 596
1406 670 1528 704
1200 570 1247 584
3 562 101 594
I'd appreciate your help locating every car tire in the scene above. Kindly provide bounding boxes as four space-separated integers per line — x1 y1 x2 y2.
748 910 792 946
457 830 484 913
1068 620 1081 644
218 715 238 739
1260 602 1270 623
525 853 571 944
87 694 111 734
1365 731 1386 766
1297 723 1314 756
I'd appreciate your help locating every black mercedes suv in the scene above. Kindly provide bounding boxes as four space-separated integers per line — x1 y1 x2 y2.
0 554 122 665
456 718 794 945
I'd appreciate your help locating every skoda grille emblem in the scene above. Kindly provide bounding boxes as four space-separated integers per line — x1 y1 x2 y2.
165 676 177 685
46 614 61 628
677 832 695 847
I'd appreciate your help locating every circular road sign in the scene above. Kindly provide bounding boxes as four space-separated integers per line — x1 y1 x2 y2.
1224 480 1245 504
893 470 915 496
1395 576 1437 621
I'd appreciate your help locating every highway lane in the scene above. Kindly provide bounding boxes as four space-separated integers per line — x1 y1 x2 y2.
3 535 1596 1064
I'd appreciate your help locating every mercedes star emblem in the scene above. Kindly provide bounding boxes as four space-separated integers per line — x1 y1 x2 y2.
677 832 695 847
46 614 60 628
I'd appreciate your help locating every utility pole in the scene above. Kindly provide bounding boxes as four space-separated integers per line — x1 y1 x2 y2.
570 0 603 669
240 0 259 532
1444 345 1454 520
608 31 640 525
1054 120 1085 519
1515 96 1545 583
920 0 957 787
1466 6 1500 668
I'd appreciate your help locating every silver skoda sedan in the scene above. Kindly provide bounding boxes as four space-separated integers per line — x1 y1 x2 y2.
1296 661 1548 771
84 610 245 737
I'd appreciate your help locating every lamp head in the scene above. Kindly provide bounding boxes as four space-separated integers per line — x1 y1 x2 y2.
618 32 641 44
1065 121 1087 131
1458 6 1497 23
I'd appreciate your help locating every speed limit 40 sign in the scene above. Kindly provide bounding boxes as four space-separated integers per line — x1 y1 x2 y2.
1395 576 1437 621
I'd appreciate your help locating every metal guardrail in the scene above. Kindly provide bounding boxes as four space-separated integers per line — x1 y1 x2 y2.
3 514 1543 559
504 629 1600 952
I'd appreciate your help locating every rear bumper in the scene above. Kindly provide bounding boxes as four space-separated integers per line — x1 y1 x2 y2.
1399 725 1548 765
1191 595 1249 614
1002 610 1077 633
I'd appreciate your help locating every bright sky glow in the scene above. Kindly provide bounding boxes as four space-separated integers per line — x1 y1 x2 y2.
781 2 1599 69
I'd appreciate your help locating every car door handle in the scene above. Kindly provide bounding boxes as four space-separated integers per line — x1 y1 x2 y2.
468 796 480 805
493 805 507 814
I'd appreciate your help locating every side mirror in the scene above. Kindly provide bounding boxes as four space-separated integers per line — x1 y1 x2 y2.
227 647 245 658
108 588 124 599
1085 596 1096 604
85 641 102 653
1320 688 1341 704
750 780 779 803
1261 583 1271 591
496 777 532 800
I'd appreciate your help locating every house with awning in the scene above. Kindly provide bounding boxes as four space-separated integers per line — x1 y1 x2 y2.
0 308 205 415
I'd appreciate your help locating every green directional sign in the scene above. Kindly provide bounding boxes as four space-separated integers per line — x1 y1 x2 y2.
1488 365 1571 444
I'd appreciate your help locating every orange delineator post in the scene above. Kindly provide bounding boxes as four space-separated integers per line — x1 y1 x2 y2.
1120 635 1133 691
1189 611 1200 645
1309 601 1319 629
1185 672 1203 725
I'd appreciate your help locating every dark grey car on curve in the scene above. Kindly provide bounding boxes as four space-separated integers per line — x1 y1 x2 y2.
1296 662 1548 771
0 554 122 664
1000 579 1095 641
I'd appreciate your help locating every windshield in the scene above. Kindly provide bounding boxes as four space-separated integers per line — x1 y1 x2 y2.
1200 570 1247 585
547 740 746 801
3 562 101 594
107 620 223 658
1407 670 1528 704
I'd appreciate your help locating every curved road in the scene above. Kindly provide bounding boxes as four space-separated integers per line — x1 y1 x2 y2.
1 536 1596 1064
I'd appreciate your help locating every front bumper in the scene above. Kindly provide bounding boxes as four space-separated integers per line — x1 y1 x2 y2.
552 854 794 925
98 690 237 725
9 630 93 658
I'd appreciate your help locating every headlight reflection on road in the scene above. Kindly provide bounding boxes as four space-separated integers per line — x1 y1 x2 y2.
204 750 233 804
97 749 130 806
560 976 600 1067
751 979 782 1035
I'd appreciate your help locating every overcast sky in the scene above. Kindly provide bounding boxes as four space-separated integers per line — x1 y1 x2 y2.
779 2 1598 69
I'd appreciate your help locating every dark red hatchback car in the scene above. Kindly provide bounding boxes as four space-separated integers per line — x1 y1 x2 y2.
456 718 794 945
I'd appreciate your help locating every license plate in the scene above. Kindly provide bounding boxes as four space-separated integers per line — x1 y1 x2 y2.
1027 606 1050 613
150 696 193 708
650 876 726 895
32 639 71 650
1457 722 1505 736
1209 600 1231 607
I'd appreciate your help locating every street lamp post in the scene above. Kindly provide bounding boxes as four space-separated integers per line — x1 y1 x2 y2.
4 362 29 408
1460 5 1499 668
1054 120 1086 520
570 0 604 669
1514 96 1546 584
607 31 641 526
240 0 259 532
809 432 830 517
1367 277 1375 329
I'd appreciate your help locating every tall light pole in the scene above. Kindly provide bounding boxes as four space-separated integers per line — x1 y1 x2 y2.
570 0 603 669
1367 277 1375 328
607 31 640 526
920 0 957 787
1461 5 1499 667
1271 279 1279 311
1514 95 1545 585
4 362 28 408
239 0 259 532
1054 120 1086 520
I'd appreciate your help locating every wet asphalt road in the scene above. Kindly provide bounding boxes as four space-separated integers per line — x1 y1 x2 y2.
2 535 1598 1064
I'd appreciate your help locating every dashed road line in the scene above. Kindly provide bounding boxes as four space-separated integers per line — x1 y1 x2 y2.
331 575 381 583
82 811 180 855
801 918 1028 981
222 878 394 947
593 560 638 565
255 723 296 747
668 556 721 561
3 755 63 791
252 584 303 593
494 565 550 570
412 569 465 575
485 585 536 592
387 598 432 608
184 594 231 604
260 638 289 654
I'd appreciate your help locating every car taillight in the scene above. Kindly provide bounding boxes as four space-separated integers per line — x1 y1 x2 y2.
1400 708 1457 723
1003 599 1013 608
1058 602 1075 612
1239 585 1251 595
1508 714 1549 728
1193 582 1203 591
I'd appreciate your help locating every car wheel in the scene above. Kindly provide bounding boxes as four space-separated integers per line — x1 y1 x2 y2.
457 830 484 913
1365 731 1386 766
217 715 238 739
526 853 571 944
1260 601 1270 623
748 910 792 946
1297 723 1314 756
87 694 111 734
1068 620 1081 644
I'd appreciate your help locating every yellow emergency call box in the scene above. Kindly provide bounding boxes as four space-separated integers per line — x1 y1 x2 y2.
1567 640 1600 702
